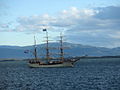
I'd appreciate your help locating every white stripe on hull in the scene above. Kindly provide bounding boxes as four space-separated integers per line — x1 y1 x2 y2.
28 62 73 68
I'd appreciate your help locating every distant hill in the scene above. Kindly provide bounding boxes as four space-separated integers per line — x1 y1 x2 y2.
0 42 120 59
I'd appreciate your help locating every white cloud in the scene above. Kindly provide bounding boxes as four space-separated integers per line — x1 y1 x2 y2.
1 6 120 47
109 31 120 39
14 7 97 32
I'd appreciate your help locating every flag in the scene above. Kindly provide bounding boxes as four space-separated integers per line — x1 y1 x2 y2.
24 50 29 54
43 29 47 31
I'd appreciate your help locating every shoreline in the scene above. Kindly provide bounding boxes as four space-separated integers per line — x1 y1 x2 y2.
1 55 120 62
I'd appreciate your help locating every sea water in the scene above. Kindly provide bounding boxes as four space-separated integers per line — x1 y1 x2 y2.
0 58 120 90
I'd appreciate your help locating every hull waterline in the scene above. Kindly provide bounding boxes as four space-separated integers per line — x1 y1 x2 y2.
28 62 74 68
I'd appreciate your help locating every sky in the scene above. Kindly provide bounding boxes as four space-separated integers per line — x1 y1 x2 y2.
0 0 120 48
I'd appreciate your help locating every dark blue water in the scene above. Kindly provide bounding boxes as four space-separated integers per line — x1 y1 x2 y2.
0 58 120 90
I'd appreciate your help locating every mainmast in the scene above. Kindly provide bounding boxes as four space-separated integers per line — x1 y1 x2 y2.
34 36 38 61
43 29 50 62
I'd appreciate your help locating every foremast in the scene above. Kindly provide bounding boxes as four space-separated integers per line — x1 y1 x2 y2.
33 36 38 61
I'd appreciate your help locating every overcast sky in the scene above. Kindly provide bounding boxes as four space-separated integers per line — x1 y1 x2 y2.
0 0 120 48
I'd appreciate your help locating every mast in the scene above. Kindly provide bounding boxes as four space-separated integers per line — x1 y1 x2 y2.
34 36 38 61
60 33 64 61
43 29 50 62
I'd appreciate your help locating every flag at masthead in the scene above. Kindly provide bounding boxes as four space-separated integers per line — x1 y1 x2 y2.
43 29 47 31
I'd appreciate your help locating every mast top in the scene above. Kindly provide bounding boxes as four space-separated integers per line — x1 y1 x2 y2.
33 35 37 49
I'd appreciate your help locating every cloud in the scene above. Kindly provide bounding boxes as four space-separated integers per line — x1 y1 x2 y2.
94 6 120 20
0 23 10 32
63 6 120 32
65 30 120 47
1 6 120 47
13 7 97 32
51 7 96 28
63 6 120 47
0 23 9 28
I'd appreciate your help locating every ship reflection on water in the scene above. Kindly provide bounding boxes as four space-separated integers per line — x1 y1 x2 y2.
0 58 120 90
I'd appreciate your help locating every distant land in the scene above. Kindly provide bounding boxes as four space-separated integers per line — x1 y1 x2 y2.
0 42 120 59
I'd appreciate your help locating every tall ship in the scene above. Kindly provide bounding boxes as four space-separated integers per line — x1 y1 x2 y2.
26 29 79 68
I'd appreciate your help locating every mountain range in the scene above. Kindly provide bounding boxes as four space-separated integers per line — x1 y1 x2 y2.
0 42 120 59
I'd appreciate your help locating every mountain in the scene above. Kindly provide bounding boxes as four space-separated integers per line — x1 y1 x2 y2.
0 42 120 59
